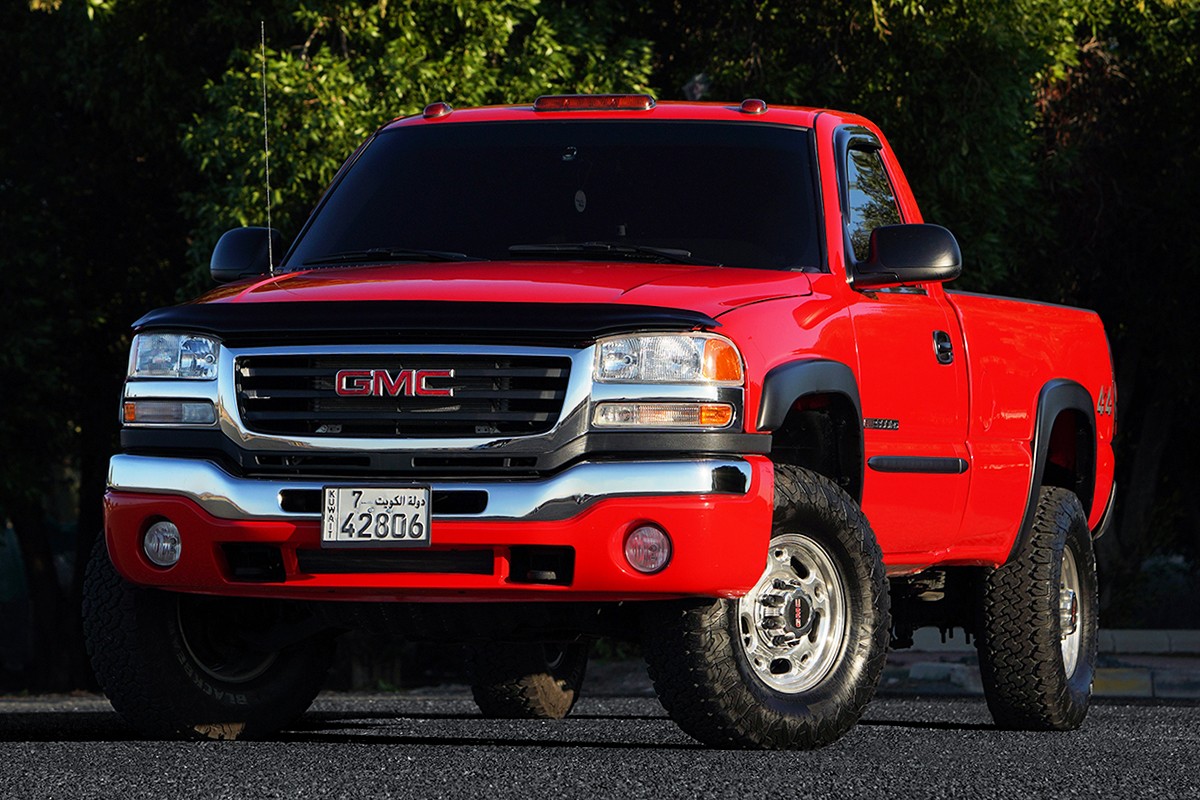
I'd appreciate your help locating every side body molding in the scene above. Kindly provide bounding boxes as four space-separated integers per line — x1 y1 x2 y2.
1007 378 1098 563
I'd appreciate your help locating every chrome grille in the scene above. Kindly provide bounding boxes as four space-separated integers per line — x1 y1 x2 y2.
235 354 570 437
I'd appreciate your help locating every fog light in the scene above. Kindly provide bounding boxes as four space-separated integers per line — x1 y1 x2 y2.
625 525 671 574
143 520 181 567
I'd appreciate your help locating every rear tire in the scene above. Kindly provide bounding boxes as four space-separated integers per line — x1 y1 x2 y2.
82 535 336 740
469 641 590 719
643 465 890 749
977 487 1098 730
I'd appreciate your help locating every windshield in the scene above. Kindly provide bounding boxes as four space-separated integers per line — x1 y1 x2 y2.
286 120 822 271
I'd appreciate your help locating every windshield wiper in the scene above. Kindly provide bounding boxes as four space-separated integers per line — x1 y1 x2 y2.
508 242 721 266
302 247 479 266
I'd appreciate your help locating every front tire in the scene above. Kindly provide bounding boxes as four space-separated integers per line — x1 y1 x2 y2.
977 487 1098 730
643 465 890 749
82 536 336 740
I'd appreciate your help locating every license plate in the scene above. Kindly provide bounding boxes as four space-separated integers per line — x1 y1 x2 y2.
321 486 431 547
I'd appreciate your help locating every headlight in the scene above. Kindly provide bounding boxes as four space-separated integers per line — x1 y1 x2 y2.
594 333 743 384
129 333 219 380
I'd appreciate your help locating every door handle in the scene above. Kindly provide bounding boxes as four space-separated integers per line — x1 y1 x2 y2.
933 330 954 365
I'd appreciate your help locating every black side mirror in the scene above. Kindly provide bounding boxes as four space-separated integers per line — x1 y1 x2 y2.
853 224 962 289
210 227 282 283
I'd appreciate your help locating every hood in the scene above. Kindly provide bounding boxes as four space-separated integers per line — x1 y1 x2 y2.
198 261 812 318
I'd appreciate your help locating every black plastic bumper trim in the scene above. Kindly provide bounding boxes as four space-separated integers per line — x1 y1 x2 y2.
296 548 495 575
119 428 771 479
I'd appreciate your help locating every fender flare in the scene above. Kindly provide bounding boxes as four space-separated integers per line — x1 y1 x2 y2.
757 359 864 500
1007 378 1097 563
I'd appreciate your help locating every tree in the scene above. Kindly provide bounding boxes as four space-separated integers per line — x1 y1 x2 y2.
621 0 1111 291
0 0 286 688
182 1 654 287
1030 0 1200 623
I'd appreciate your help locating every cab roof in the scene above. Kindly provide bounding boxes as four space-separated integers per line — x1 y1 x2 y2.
381 95 838 132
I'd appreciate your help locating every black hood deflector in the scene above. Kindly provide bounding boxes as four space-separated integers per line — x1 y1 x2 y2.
133 301 718 346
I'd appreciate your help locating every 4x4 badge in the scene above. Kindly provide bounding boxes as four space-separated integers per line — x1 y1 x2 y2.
1096 385 1115 416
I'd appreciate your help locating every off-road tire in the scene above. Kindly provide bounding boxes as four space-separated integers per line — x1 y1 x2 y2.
469 641 590 719
82 535 336 740
977 487 1098 730
643 465 890 749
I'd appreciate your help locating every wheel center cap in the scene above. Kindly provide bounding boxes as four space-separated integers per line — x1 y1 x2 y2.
1059 587 1078 637
785 592 815 637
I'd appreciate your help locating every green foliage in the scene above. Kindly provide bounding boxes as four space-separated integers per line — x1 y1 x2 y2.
181 1 653 290
629 0 1115 290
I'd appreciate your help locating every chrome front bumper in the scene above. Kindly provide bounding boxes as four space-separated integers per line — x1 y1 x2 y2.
107 454 753 523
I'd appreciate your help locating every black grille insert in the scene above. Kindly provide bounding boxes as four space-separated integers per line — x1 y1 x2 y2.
279 489 488 515
222 544 286 582
297 548 494 575
236 354 570 437
509 546 575 586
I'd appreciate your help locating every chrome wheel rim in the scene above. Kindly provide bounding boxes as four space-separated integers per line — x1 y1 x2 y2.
1060 547 1082 679
736 533 849 694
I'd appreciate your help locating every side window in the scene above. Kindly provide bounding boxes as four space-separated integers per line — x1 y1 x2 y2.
844 146 901 262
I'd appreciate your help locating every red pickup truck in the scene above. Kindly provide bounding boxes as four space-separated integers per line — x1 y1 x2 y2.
84 95 1116 749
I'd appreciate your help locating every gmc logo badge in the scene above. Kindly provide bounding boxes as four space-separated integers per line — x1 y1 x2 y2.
334 368 455 398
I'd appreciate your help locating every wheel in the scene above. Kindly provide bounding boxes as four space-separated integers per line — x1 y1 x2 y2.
82 535 336 740
643 465 890 749
977 487 1098 730
469 641 590 719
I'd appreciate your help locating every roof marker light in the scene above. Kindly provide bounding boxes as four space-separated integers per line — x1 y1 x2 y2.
740 98 768 114
423 101 453 119
534 94 656 112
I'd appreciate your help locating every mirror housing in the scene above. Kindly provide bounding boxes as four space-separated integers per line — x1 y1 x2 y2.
853 224 962 289
210 227 281 283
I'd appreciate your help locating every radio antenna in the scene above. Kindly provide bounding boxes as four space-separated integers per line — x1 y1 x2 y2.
260 20 274 275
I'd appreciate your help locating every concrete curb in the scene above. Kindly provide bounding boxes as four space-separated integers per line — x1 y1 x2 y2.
904 628 1200 655
881 629 1200 700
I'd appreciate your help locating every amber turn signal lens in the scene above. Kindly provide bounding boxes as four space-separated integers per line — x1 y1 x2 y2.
702 338 744 383
698 404 735 427
593 402 734 428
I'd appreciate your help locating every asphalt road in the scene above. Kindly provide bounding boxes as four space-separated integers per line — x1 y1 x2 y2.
1 690 1197 799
